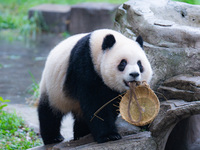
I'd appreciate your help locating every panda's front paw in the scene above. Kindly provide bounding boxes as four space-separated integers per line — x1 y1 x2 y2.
97 132 121 143
43 134 64 145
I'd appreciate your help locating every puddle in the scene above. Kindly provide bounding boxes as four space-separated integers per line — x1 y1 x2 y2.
0 33 64 104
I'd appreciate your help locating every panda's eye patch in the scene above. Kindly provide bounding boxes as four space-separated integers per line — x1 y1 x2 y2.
137 60 144 73
118 59 127 72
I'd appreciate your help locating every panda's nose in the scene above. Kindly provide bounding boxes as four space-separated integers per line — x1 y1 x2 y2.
129 72 139 78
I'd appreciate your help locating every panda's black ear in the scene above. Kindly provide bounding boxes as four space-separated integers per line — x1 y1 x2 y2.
102 34 116 50
136 35 143 49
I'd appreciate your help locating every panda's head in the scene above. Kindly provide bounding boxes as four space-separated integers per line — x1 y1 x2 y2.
90 29 153 93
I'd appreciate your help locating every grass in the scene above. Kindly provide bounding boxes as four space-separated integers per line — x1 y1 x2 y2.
0 97 42 149
26 72 40 106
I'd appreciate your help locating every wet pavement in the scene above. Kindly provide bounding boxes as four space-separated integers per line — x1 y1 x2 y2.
0 33 64 104
0 33 74 142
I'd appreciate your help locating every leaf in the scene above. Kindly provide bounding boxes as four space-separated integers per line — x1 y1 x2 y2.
0 104 7 110
3 100 10 103
0 97 10 103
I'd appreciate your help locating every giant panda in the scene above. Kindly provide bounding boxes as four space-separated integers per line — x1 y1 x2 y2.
38 29 153 145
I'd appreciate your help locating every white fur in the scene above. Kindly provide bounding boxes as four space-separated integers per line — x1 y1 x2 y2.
40 29 153 113
40 33 87 114
90 29 153 93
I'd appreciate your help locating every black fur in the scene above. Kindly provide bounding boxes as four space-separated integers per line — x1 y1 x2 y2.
102 34 116 50
73 114 90 140
137 60 144 73
64 33 121 143
136 35 143 49
38 93 64 145
118 59 127 72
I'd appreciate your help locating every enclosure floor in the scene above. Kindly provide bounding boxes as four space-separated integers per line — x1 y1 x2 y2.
0 34 63 104
1 33 74 140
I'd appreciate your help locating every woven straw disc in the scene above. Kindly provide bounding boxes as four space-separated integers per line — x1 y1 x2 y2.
119 83 160 126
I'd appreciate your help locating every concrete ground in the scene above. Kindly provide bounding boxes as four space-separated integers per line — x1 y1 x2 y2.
0 34 61 104
0 33 73 142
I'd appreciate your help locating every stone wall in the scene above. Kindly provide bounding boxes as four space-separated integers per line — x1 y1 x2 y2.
114 0 200 89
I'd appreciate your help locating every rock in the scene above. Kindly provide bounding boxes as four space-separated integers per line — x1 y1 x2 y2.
69 3 119 34
52 132 156 150
165 117 190 150
29 4 71 33
114 0 200 89
155 73 200 149
29 100 200 150
165 114 200 150
162 73 200 91
156 73 200 149
157 73 200 101
187 115 200 150
116 116 141 136
150 100 200 150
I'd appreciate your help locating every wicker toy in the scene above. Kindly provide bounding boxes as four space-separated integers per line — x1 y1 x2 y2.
119 81 160 126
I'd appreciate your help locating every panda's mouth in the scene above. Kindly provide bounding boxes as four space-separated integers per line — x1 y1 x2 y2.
123 80 140 87
123 80 134 87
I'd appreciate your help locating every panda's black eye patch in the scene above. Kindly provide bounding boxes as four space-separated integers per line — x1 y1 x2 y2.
118 59 127 72
137 60 144 73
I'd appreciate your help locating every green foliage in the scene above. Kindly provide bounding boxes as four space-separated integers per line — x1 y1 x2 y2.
19 12 45 43
26 72 40 105
62 31 70 38
0 14 16 29
0 97 10 110
0 110 42 149
28 72 39 98
174 0 200 4
0 97 42 149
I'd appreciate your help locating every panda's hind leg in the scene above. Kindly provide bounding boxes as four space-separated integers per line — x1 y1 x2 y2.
73 114 90 140
38 93 64 145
